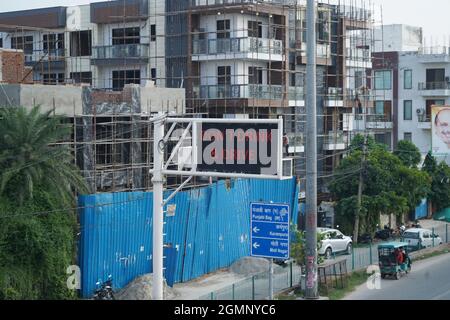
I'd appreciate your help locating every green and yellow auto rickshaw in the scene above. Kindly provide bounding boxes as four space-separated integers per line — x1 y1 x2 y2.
378 242 412 280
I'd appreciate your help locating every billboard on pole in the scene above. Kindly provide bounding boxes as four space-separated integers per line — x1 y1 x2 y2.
432 106 450 156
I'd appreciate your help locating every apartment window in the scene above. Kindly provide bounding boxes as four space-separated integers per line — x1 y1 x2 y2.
70 30 92 56
426 99 445 119
248 21 262 38
374 70 391 90
426 68 445 83
0 38 3 48
355 71 364 88
217 66 231 85
404 69 412 89
43 73 65 85
404 100 413 120
404 132 412 142
249 67 263 85
151 68 157 82
43 33 64 54
217 20 230 39
112 27 140 45
11 36 33 54
375 101 385 115
70 72 92 85
112 70 141 91
151 24 156 42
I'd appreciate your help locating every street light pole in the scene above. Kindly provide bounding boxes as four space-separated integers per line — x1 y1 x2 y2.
152 118 165 300
305 0 319 299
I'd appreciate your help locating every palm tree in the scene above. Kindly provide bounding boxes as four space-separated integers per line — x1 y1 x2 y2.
0 106 87 204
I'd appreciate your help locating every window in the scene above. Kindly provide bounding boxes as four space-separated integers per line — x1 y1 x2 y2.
426 99 445 119
248 66 263 85
248 21 262 38
151 68 156 82
112 27 140 45
404 69 412 89
11 36 34 54
217 20 230 39
375 101 385 115
374 70 391 90
70 72 92 85
0 38 3 48
70 31 92 56
151 24 156 42
355 71 364 88
43 73 65 85
404 100 412 120
217 66 231 85
43 33 64 54
112 70 141 91
404 132 412 142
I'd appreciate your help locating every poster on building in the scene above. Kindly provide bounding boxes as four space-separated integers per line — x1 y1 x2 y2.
432 106 450 155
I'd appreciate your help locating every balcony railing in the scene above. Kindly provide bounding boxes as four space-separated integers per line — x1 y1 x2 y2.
192 37 283 56
196 84 283 100
192 0 293 6
418 114 431 123
418 82 450 90
366 114 392 123
92 44 149 60
288 87 305 100
24 48 65 63
323 132 345 145
419 46 450 55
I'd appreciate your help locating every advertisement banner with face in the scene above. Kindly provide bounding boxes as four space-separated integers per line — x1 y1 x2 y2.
432 106 450 155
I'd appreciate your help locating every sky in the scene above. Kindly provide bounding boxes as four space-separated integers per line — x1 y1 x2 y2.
1 0 450 43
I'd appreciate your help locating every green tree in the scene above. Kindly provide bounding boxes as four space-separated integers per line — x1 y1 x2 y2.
0 106 87 204
422 153 450 212
394 140 422 168
330 135 431 241
0 106 87 299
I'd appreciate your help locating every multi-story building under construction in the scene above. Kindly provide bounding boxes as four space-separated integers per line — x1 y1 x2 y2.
0 0 390 195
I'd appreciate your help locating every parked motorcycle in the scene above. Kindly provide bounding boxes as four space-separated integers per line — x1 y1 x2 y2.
374 225 393 241
93 275 115 300
357 233 373 244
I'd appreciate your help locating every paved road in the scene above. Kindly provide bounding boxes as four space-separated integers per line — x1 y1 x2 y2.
345 253 450 300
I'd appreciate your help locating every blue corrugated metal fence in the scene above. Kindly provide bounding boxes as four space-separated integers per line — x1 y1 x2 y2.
78 178 299 297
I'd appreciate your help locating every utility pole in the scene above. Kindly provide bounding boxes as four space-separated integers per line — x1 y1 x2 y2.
152 118 165 300
354 135 368 245
305 0 318 299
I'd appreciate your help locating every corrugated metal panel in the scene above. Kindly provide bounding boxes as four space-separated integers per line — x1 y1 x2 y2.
414 199 428 220
79 178 299 297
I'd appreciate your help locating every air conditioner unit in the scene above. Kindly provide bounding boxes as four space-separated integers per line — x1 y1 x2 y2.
416 108 425 115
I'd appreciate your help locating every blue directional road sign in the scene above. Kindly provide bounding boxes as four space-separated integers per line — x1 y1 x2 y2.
250 203 290 260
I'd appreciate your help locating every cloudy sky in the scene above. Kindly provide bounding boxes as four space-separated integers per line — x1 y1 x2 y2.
1 0 449 42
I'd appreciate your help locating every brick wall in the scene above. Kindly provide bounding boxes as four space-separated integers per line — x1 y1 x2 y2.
91 85 135 105
0 49 34 84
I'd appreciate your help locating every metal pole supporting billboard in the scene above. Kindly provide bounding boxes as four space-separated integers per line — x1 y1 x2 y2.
269 259 274 300
152 118 165 300
305 0 319 299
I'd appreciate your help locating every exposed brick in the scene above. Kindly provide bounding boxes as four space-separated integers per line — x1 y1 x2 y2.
0 49 34 84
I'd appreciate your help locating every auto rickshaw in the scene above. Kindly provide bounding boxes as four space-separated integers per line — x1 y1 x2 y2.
378 242 411 280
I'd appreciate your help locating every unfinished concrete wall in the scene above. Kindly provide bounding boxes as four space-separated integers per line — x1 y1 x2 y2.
139 86 185 114
19 84 84 115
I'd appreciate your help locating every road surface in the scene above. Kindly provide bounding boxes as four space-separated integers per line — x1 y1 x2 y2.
345 253 450 300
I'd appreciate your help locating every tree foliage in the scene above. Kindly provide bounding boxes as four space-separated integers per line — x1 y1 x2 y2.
422 153 450 212
330 135 431 238
0 106 86 299
0 106 87 204
394 140 422 168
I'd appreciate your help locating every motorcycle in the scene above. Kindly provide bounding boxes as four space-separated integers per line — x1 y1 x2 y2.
374 225 393 241
93 275 115 300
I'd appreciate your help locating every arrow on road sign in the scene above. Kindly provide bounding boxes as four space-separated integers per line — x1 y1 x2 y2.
253 242 260 249
253 226 260 234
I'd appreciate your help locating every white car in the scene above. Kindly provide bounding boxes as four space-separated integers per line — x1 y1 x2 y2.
402 228 443 249
318 228 353 259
